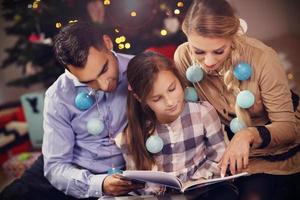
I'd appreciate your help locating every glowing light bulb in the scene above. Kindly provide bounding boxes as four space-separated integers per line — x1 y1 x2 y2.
131 11 137 17
118 44 125 49
177 2 184 7
125 43 131 49
174 9 180 15
115 28 119 33
160 29 168 36
104 0 110 5
120 36 126 42
56 22 62 29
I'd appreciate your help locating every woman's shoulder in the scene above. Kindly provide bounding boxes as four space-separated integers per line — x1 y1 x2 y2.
174 42 193 68
241 36 278 60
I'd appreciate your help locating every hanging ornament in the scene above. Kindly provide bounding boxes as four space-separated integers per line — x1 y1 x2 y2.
164 17 180 34
233 62 252 81
186 63 204 83
236 90 255 109
28 33 41 43
107 166 123 175
86 118 105 135
75 92 95 111
146 135 164 154
87 0 105 24
28 33 53 45
184 87 198 102
229 117 246 133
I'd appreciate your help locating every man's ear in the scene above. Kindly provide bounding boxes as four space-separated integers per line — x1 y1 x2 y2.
102 35 113 50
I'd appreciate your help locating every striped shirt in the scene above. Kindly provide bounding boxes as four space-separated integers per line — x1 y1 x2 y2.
116 101 226 194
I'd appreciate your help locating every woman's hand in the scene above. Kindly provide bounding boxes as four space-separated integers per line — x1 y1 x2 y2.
103 174 145 196
219 129 256 177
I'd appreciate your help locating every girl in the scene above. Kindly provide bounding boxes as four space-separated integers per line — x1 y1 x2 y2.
174 0 300 199
115 51 237 199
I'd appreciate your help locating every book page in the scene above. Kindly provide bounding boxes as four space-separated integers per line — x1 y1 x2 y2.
181 172 249 192
122 170 182 190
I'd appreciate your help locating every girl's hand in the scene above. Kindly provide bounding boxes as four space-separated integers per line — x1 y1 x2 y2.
103 174 145 196
219 129 255 177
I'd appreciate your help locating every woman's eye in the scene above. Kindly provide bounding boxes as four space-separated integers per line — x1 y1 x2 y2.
214 50 224 55
195 51 205 55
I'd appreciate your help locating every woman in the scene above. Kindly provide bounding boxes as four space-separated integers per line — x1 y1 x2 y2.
174 0 300 199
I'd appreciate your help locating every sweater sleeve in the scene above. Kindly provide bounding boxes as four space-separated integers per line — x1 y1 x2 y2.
257 49 297 147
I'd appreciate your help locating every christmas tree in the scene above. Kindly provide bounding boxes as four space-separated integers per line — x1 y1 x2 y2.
1 0 191 88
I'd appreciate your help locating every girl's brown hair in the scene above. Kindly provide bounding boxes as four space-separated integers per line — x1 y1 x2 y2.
126 51 185 170
183 0 251 126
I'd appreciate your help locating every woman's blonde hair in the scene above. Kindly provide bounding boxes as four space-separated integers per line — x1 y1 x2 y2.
183 0 251 126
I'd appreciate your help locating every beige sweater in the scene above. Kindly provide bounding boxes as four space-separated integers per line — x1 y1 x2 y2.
174 36 300 175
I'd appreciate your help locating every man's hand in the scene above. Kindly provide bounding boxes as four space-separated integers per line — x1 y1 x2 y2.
103 174 145 196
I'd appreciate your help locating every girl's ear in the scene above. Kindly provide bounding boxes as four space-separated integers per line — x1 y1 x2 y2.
102 34 113 50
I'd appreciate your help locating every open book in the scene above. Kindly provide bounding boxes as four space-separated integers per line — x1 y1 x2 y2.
122 170 249 193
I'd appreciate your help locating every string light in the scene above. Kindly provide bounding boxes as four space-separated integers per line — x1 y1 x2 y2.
115 37 122 44
56 22 62 29
69 20 78 23
287 73 294 80
118 43 125 49
160 29 168 36
130 11 137 17
103 0 110 5
120 36 126 42
174 9 180 15
114 28 120 33
32 1 39 9
177 2 184 7
125 43 131 49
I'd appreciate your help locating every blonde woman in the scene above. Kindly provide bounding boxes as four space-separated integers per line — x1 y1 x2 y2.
174 0 300 199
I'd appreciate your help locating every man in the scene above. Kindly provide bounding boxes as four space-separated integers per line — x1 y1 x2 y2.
1 22 143 200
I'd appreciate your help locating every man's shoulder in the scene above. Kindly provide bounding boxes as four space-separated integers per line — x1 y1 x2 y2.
45 73 74 98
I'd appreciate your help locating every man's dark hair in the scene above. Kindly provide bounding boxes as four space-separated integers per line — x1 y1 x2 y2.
53 22 106 68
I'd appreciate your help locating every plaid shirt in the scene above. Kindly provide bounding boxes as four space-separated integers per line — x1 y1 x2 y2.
115 101 226 194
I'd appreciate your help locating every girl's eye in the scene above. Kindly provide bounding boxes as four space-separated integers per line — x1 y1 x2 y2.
152 97 161 102
169 86 176 92
214 50 224 55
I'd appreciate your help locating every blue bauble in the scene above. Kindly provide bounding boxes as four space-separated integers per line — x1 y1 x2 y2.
86 118 105 135
186 64 204 83
107 167 123 175
75 92 95 110
230 117 246 133
184 87 198 102
236 90 255 109
233 62 252 81
146 135 163 154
